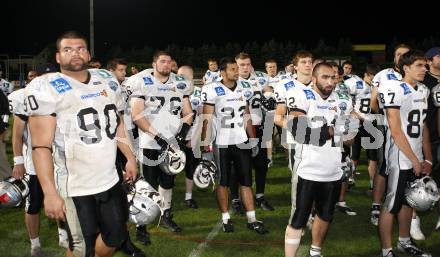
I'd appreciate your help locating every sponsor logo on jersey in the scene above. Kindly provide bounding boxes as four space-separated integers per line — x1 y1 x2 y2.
339 102 347 111
80 89 108 100
215 87 225 96
356 81 363 89
191 98 200 107
207 71 211 76
93 81 102 85
413 98 425 103
387 73 398 81
400 83 411 95
284 81 294 90
329 106 338 112
226 97 242 102
317 105 329 109
50 78 72 93
97 69 112 78
304 89 315 100
176 82 187 90
108 81 118 92
143 77 154 85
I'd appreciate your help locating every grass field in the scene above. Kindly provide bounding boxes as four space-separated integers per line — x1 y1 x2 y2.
1 127 440 257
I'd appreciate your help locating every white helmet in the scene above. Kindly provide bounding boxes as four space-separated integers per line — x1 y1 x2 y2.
127 179 163 225
193 160 217 189
341 155 354 181
159 146 186 175
0 176 30 208
405 176 440 212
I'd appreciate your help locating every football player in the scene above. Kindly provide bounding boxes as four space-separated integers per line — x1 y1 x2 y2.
378 50 432 257
283 62 358 257
128 51 193 241
0 72 14 96
203 58 220 84
26 31 138 257
201 57 268 234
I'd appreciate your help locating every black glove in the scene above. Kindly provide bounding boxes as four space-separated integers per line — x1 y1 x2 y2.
175 123 191 146
261 96 276 112
154 134 169 150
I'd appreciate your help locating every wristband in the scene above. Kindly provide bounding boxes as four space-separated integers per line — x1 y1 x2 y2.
425 160 433 166
13 156 24 165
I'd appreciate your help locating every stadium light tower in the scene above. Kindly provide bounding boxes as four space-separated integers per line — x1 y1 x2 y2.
90 0 95 57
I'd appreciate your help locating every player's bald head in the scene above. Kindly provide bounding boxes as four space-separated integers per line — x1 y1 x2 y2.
312 62 333 78
177 65 194 80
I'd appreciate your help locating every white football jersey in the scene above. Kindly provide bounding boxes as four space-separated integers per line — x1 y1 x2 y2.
203 70 221 84
127 69 192 149
8 89 35 175
238 71 269 126
287 87 353 182
187 85 203 141
25 69 124 197
0 78 14 96
201 81 253 145
379 80 429 170
372 68 402 110
345 76 372 119
273 78 308 104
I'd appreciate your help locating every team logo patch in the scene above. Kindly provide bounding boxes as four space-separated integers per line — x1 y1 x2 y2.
303 89 315 100
143 77 154 85
191 98 200 107
108 81 118 92
194 88 201 97
215 87 225 96
175 75 185 81
176 82 187 90
97 69 112 78
400 83 411 95
258 78 266 85
284 81 294 90
207 71 211 76
356 81 363 89
240 81 251 88
387 73 398 81
243 90 253 99
339 102 347 111
50 78 72 93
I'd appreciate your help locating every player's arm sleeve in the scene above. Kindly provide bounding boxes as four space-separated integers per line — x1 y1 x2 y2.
201 85 215 105
380 83 403 109
126 76 147 99
24 78 57 116
432 86 440 108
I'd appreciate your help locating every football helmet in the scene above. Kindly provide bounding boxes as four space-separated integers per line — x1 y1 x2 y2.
159 146 186 175
261 93 276 112
405 176 440 212
126 179 163 225
0 176 30 208
193 160 217 189
341 155 354 182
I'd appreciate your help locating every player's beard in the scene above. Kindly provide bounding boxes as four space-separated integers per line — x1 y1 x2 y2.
315 82 333 97
157 70 171 77
61 59 89 72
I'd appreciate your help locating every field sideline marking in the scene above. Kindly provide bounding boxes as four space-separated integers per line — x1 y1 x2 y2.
188 221 222 257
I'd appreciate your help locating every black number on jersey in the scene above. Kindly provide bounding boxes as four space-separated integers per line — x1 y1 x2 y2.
169 97 182 115
406 109 427 138
287 97 295 109
8 100 13 112
150 96 166 114
359 98 371 113
201 92 207 102
388 92 395 104
251 91 262 109
378 93 385 104
220 106 245 128
77 104 119 144
23 95 39 112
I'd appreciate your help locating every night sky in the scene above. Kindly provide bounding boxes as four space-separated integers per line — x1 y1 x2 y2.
3 0 439 57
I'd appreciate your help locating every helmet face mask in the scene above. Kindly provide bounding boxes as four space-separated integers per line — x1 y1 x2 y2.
0 176 30 208
127 179 163 225
341 156 354 181
159 146 186 175
405 176 440 212
193 160 217 189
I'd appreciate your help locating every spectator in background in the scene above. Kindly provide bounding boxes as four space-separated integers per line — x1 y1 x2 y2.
342 60 353 77
88 57 102 68
171 59 178 73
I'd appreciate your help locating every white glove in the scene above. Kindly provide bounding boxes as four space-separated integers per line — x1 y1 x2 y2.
249 138 259 158
333 115 360 136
